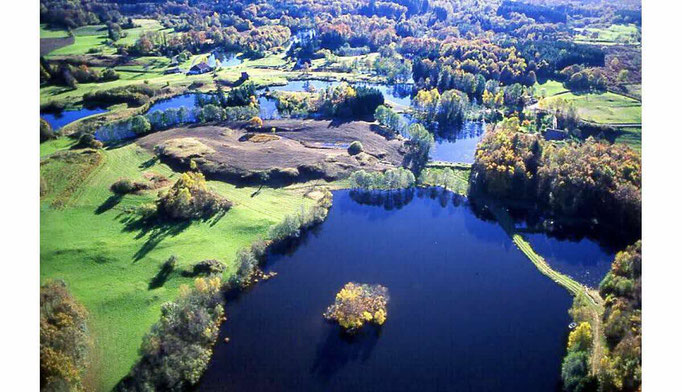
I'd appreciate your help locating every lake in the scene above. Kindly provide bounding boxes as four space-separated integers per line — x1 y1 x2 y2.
41 107 107 130
199 189 577 392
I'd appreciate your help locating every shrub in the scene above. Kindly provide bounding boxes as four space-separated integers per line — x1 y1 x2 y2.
73 133 103 149
268 214 303 242
192 259 227 275
323 282 389 332
110 178 149 195
83 84 157 108
234 247 260 286
567 322 593 353
348 141 363 155
135 203 157 219
41 118 55 143
249 116 263 128
267 189 332 243
156 172 232 220
41 280 89 392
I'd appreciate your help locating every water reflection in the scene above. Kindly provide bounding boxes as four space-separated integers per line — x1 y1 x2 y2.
348 188 415 210
429 121 486 163
310 326 381 381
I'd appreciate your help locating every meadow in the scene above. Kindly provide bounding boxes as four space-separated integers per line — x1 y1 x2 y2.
534 79 568 98
574 23 640 45
45 19 172 57
542 90 641 125
40 141 314 390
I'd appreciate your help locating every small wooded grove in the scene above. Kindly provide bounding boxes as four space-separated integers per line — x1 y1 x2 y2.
116 277 224 392
597 241 641 391
561 241 641 392
471 118 641 239
40 280 89 392
156 172 232 220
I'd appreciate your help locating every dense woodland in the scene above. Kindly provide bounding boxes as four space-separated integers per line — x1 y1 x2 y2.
471 117 641 240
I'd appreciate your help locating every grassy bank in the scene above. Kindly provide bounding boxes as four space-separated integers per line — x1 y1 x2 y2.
40 143 314 390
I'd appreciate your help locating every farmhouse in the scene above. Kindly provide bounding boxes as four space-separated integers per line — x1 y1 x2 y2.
187 62 212 75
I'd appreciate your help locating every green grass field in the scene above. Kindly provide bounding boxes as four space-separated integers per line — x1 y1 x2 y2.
534 79 568 98
116 19 174 46
40 143 314 391
574 24 640 45
47 19 172 57
48 24 115 56
613 127 642 152
40 137 76 158
40 24 69 39
542 91 641 124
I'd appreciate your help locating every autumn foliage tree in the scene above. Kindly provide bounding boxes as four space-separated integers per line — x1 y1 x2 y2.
156 172 232 220
472 118 641 238
597 241 641 392
41 280 89 392
324 283 389 332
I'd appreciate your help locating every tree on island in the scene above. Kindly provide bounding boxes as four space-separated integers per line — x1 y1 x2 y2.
324 282 389 332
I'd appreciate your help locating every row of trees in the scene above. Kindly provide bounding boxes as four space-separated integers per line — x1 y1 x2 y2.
95 101 259 142
413 88 470 125
40 58 118 89
349 167 416 190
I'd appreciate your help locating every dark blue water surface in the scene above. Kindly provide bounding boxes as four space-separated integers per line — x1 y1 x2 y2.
524 234 615 288
41 107 107 130
199 189 573 392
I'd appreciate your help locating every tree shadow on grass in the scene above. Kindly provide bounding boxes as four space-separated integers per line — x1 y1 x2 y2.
95 194 123 215
119 209 227 261
148 262 175 289
139 157 158 169
119 213 192 262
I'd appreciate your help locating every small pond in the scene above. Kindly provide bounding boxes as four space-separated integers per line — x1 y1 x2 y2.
199 189 578 392
429 121 486 163
41 107 107 130
147 94 197 115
